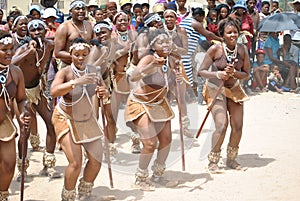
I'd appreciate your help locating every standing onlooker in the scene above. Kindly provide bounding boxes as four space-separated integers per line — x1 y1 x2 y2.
259 1 270 21
246 0 259 59
29 5 41 20
271 0 281 14
230 0 254 52
141 2 150 17
105 1 118 27
216 4 230 21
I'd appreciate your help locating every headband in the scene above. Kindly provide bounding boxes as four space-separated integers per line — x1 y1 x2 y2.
12 16 28 29
149 33 168 47
94 23 112 33
28 19 46 30
70 0 86 10
0 36 13 45
144 14 161 27
113 11 127 23
69 42 91 52
163 9 178 18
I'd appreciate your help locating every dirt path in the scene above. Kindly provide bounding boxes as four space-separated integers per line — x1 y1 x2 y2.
9 92 300 201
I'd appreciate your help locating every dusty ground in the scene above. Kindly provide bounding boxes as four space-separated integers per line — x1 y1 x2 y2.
9 91 300 201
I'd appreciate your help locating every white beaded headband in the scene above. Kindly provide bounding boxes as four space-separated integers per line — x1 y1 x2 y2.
144 14 161 26
113 12 127 23
28 19 46 30
94 23 112 33
0 36 13 45
12 16 28 29
149 34 169 47
69 43 91 52
70 0 86 10
163 9 178 18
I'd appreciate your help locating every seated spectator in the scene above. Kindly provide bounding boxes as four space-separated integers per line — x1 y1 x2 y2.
268 66 294 93
264 32 297 89
252 49 269 92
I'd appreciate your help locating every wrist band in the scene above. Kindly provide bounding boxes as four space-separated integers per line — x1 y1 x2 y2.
216 71 221 79
70 79 75 89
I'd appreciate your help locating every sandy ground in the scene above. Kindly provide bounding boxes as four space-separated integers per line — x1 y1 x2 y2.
8 91 300 201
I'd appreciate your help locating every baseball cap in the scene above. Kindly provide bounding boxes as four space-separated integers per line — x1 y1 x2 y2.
42 7 59 19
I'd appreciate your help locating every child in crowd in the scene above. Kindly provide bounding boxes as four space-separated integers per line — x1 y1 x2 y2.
268 66 294 93
252 49 269 92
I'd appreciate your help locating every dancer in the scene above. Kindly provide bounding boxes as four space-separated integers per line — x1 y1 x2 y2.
12 19 60 179
0 30 30 201
125 29 182 190
51 38 109 200
198 17 250 173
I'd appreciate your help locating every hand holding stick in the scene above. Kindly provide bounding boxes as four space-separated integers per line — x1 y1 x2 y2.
96 67 114 188
196 59 237 138
175 61 185 171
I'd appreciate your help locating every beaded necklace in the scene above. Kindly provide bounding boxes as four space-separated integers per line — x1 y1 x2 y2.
0 65 11 111
222 42 237 63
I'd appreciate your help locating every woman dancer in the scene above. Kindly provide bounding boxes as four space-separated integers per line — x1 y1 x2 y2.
51 38 109 200
198 17 250 173
125 29 183 190
0 30 30 200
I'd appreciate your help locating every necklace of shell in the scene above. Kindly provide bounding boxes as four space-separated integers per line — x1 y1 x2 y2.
222 42 237 63
0 65 11 111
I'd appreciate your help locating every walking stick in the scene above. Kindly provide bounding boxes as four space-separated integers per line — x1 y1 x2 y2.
195 58 237 139
96 67 114 188
175 61 185 171
20 101 30 201
195 82 224 139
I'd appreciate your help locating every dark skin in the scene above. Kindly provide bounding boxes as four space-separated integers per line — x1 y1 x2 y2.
87 27 118 142
198 25 250 154
51 45 109 191
0 40 30 193
129 34 182 171
54 5 93 65
12 24 56 156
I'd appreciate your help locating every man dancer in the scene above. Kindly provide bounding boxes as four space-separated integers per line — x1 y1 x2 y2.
54 0 93 68
12 19 60 180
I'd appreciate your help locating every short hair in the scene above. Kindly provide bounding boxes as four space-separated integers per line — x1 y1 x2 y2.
218 16 240 37
261 1 270 7
191 7 205 17
148 29 168 47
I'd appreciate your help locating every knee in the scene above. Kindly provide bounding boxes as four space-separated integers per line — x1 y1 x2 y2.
142 139 158 152
231 124 243 135
69 160 82 172
2 160 15 175
215 121 228 135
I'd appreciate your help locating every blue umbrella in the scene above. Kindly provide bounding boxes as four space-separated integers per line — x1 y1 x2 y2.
258 13 300 32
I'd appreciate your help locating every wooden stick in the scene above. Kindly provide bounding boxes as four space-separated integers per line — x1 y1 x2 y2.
195 82 224 139
97 67 114 188
20 101 30 201
175 62 185 171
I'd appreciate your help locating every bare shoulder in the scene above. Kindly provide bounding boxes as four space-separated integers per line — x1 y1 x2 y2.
45 38 54 49
137 54 153 66
237 43 248 56
10 64 23 74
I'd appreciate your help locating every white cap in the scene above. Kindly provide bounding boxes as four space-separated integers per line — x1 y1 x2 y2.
42 7 59 19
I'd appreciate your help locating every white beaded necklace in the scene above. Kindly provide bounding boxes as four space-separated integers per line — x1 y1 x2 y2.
71 63 88 78
0 66 11 111
222 42 237 63
35 43 46 67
